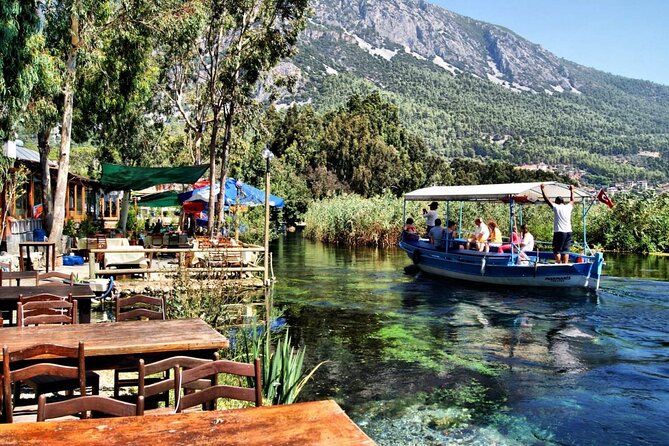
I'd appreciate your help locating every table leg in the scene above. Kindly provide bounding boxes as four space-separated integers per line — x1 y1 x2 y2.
19 246 25 272
78 299 91 324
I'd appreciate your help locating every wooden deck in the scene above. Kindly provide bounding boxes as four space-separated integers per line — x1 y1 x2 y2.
0 400 376 445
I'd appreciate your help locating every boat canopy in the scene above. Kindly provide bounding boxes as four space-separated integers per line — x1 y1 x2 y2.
404 182 593 204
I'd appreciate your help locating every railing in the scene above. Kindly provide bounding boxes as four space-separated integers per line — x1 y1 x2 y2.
88 246 267 280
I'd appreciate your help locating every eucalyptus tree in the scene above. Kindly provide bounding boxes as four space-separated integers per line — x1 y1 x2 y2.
159 0 309 233
74 1 170 232
42 0 112 248
22 45 61 233
0 1 40 142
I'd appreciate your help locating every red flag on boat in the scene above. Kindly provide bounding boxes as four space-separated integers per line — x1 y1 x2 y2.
597 189 614 208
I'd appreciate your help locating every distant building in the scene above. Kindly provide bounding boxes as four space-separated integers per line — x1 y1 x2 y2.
1 140 120 253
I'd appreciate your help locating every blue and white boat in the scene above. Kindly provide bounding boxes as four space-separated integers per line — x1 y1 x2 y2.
399 182 605 290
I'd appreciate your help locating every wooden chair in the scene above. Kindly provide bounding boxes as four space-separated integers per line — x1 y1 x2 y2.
37 394 144 421
115 294 166 322
175 358 262 412
17 293 77 326
2 342 87 423
36 271 75 286
135 353 220 411
94 235 107 267
14 295 100 408
113 294 166 400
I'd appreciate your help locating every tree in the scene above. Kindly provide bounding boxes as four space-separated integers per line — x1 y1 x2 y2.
0 1 40 141
160 0 309 234
22 38 62 233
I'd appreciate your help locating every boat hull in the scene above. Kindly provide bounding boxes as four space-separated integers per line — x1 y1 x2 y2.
399 240 603 290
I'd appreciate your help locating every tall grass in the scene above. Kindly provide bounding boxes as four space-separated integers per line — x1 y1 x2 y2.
303 193 407 247
302 193 581 249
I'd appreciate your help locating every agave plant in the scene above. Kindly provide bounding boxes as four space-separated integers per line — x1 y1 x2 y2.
234 319 326 405
262 330 326 405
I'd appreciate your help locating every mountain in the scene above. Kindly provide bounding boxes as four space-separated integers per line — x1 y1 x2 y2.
280 0 669 184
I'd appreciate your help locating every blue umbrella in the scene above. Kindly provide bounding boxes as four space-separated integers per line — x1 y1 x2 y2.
178 178 284 208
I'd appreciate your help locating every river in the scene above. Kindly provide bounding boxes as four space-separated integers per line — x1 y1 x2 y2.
270 233 669 445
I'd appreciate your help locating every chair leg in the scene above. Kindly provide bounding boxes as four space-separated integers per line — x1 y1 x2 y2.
13 381 21 408
88 372 100 395
113 370 120 398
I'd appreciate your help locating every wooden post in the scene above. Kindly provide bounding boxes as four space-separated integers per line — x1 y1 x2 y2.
263 157 270 286
89 251 96 278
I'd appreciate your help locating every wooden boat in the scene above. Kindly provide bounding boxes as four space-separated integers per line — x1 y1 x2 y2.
399 182 605 290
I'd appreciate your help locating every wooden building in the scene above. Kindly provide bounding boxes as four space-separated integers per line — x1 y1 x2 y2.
1 142 120 252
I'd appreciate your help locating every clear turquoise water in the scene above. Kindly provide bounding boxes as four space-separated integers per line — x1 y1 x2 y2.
271 234 669 445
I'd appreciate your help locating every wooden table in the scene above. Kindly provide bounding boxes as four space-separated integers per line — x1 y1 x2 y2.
0 318 229 371
18 241 56 272
0 284 95 323
0 270 37 286
0 399 376 445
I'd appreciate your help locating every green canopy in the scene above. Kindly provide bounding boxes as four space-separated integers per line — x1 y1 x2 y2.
137 190 180 208
100 163 209 191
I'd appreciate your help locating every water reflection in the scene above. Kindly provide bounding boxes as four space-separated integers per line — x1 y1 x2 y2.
271 234 669 445
605 252 669 281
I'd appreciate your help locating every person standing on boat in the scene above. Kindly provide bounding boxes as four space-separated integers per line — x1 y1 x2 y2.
422 202 439 235
541 183 574 264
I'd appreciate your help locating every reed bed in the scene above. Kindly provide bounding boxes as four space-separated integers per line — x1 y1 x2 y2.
303 194 409 247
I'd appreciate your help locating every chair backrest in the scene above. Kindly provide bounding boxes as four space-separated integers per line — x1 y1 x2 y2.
36 271 75 286
17 293 77 326
3 342 86 423
176 358 262 412
115 294 166 322
150 235 164 248
37 394 144 421
0 261 11 272
138 353 220 403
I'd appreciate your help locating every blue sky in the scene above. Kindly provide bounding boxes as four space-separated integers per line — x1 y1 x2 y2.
435 0 669 86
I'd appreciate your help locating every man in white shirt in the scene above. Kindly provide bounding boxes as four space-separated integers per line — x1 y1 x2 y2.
541 183 574 264
466 217 489 251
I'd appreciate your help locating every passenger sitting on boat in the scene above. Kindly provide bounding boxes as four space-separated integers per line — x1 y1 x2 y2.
403 218 420 241
422 202 439 235
519 224 535 252
404 218 417 233
486 220 503 252
466 218 490 251
498 226 520 253
428 218 444 247
443 220 461 250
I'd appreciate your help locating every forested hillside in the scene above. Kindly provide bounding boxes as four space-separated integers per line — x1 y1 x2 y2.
282 0 669 184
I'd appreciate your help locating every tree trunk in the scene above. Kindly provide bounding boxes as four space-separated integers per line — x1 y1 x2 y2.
206 114 220 234
194 126 203 165
215 104 234 232
49 8 79 252
37 126 53 234
118 189 131 234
